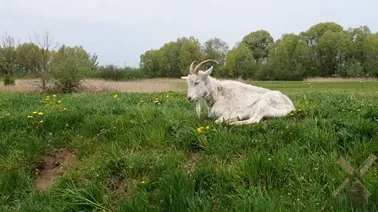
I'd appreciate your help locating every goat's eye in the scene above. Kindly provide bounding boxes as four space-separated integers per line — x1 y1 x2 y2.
194 82 199 85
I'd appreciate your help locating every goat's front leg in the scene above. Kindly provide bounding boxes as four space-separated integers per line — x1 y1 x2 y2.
215 116 226 124
215 116 240 124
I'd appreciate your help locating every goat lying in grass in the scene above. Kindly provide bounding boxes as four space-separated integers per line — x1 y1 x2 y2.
181 59 296 125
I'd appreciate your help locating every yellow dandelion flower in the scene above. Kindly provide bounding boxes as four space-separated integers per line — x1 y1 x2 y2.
39 120 44 123
27 115 33 119
140 100 145 104
154 100 160 104
53 95 57 98
297 108 302 112
197 126 204 134
206 126 210 130
38 112 43 116
63 108 67 111
58 100 62 104
140 180 146 184
166 95 170 98
32 111 38 114
113 94 119 99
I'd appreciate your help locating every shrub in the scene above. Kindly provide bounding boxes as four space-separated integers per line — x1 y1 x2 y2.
50 45 91 93
96 65 146 81
3 74 15 86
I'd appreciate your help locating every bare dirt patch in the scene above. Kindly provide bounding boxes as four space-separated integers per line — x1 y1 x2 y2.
108 176 127 193
185 149 201 173
35 148 76 191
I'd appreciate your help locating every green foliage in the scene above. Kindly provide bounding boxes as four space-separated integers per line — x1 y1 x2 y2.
263 34 310 80
225 43 257 79
2 74 15 85
50 45 91 93
363 34 378 77
137 22 378 81
140 36 203 78
201 37 229 65
94 64 145 81
0 33 18 75
241 30 274 61
2 21 378 82
0 83 378 211
16 43 42 73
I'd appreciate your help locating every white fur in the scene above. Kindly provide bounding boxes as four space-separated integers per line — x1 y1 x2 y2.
181 66 295 125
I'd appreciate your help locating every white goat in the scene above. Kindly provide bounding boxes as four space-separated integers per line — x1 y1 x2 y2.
181 59 296 125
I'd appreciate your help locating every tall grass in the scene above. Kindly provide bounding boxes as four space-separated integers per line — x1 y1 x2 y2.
0 83 377 211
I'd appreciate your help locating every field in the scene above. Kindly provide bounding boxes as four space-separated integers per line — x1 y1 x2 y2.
1 78 378 211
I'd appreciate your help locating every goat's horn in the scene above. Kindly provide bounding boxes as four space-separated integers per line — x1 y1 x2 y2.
193 59 219 74
189 61 197 74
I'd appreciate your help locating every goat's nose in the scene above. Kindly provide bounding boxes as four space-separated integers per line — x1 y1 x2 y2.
187 97 192 101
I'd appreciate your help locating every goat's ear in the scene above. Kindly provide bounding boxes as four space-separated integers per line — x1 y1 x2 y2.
181 76 188 80
204 66 214 77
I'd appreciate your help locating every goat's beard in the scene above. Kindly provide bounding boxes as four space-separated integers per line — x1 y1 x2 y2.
196 100 201 119
195 99 209 120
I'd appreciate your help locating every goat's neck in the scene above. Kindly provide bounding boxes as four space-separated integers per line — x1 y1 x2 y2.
203 77 219 107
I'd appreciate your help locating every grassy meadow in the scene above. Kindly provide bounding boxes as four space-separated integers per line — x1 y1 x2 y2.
1 80 378 211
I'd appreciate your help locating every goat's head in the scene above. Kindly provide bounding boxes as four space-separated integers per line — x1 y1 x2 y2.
181 59 219 102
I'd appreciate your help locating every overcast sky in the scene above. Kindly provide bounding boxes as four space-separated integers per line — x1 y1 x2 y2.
1 0 377 67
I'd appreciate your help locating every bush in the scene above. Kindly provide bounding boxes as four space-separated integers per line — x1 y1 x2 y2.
3 74 15 86
50 45 91 93
96 65 146 81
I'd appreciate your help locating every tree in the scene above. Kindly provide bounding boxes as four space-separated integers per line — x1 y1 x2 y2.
301 22 349 77
241 30 274 62
316 30 352 77
0 32 18 75
224 43 257 79
346 26 371 76
304 22 344 46
264 33 310 80
30 31 57 90
139 37 202 78
16 42 41 73
363 34 378 77
89 53 99 71
202 37 229 65
159 41 180 77
50 45 91 93
178 37 202 76
140 49 163 77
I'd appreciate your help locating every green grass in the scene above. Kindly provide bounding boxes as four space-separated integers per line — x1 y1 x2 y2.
1 81 378 211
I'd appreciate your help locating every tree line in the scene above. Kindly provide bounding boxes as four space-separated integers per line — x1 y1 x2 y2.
1 22 378 93
0 31 101 92
140 22 378 80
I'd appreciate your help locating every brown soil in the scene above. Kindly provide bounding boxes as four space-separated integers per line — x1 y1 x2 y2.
34 148 76 191
108 176 127 193
185 150 200 173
